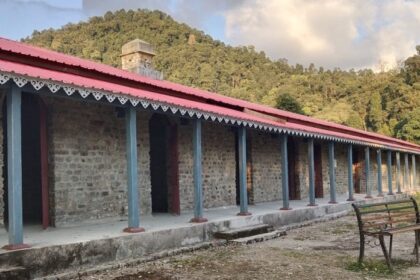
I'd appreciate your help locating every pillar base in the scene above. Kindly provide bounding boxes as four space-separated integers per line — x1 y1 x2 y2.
280 207 292 210
2 243 30 251
123 227 145 233
307 203 318 207
377 193 384 197
328 201 338 204
237 212 252 216
346 198 355 201
365 195 373 199
387 192 394 195
190 217 208 223
396 191 403 194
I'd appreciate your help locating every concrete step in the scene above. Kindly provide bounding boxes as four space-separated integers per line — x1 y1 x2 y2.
229 230 287 245
0 266 29 280
214 224 273 240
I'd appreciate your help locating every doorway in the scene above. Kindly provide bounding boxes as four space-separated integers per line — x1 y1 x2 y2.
2 93 49 227
314 144 323 198
235 129 252 205
149 114 179 214
353 147 363 193
288 140 300 200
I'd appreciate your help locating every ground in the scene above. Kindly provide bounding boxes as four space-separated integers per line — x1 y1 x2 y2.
79 214 420 280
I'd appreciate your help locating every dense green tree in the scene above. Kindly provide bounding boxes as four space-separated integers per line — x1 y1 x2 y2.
22 9 420 144
275 93 304 114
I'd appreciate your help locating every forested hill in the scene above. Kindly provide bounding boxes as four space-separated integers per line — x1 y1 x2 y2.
23 9 420 144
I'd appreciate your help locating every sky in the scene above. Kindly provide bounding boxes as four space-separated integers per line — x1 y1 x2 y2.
0 0 419 70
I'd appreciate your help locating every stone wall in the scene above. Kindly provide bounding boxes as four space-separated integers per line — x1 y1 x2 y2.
178 121 236 210
45 97 152 226
0 90 4 226
335 144 349 195
250 131 282 203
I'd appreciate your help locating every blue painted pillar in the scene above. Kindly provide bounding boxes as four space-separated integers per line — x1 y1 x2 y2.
347 144 354 201
123 107 144 233
328 142 337 203
365 147 372 198
3 86 29 250
377 149 383 196
413 155 417 189
404 153 410 190
396 152 402 194
280 134 291 210
387 150 393 195
308 138 317 206
191 119 207 223
237 127 251 216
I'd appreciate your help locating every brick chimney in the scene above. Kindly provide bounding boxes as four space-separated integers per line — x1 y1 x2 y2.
121 39 163 80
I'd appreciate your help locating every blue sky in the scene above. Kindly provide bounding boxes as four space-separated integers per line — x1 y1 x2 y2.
0 0 419 70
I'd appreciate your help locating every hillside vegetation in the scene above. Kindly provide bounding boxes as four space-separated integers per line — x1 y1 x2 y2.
23 9 420 144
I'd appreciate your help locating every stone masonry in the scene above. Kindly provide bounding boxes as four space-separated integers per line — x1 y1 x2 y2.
250 131 282 203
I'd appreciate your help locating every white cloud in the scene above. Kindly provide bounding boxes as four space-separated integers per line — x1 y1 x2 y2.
224 0 420 70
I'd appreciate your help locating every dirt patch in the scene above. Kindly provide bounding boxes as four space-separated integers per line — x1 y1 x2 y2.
80 216 420 280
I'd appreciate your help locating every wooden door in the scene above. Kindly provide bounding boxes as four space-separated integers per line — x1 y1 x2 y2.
314 144 323 198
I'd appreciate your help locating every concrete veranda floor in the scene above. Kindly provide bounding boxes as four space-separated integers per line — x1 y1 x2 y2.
0 193 397 252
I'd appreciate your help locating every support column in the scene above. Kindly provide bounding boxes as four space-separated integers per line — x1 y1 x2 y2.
237 127 251 216
377 149 383 196
387 150 393 195
3 86 29 250
190 119 207 223
396 152 402 194
365 147 372 198
280 134 291 210
347 144 354 201
413 154 417 188
328 142 337 203
404 153 410 191
123 107 144 233
308 138 317 206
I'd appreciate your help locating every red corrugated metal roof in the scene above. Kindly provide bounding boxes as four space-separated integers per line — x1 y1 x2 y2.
0 37 419 153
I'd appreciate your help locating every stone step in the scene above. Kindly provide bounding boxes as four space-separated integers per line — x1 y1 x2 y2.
0 266 29 280
214 224 273 240
229 230 287 245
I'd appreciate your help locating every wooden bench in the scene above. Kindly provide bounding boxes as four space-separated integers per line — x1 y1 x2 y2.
352 197 420 270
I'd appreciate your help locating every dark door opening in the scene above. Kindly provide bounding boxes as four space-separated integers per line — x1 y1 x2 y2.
288 140 300 200
314 144 323 198
235 130 252 205
353 147 362 193
149 114 179 214
2 93 48 226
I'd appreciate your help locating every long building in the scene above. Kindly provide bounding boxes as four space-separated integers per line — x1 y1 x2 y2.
0 37 419 250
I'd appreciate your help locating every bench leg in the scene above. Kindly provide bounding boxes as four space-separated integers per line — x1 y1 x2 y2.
389 235 393 259
359 234 365 263
379 235 393 271
416 230 419 264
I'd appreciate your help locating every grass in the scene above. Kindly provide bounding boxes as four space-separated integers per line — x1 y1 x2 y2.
345 258 414 278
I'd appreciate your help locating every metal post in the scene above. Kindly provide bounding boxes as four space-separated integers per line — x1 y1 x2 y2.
404 153 410 191
237 127 251 216
377 149 383 196
411 155 417 188
365 147 372 198
280 134 291 210
387 150 393 195
123 107 144 233
191 119 207 223
347 144 354 201
328 142 337 203
3 86 29 250
396 152 402 194
308 138 317 206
